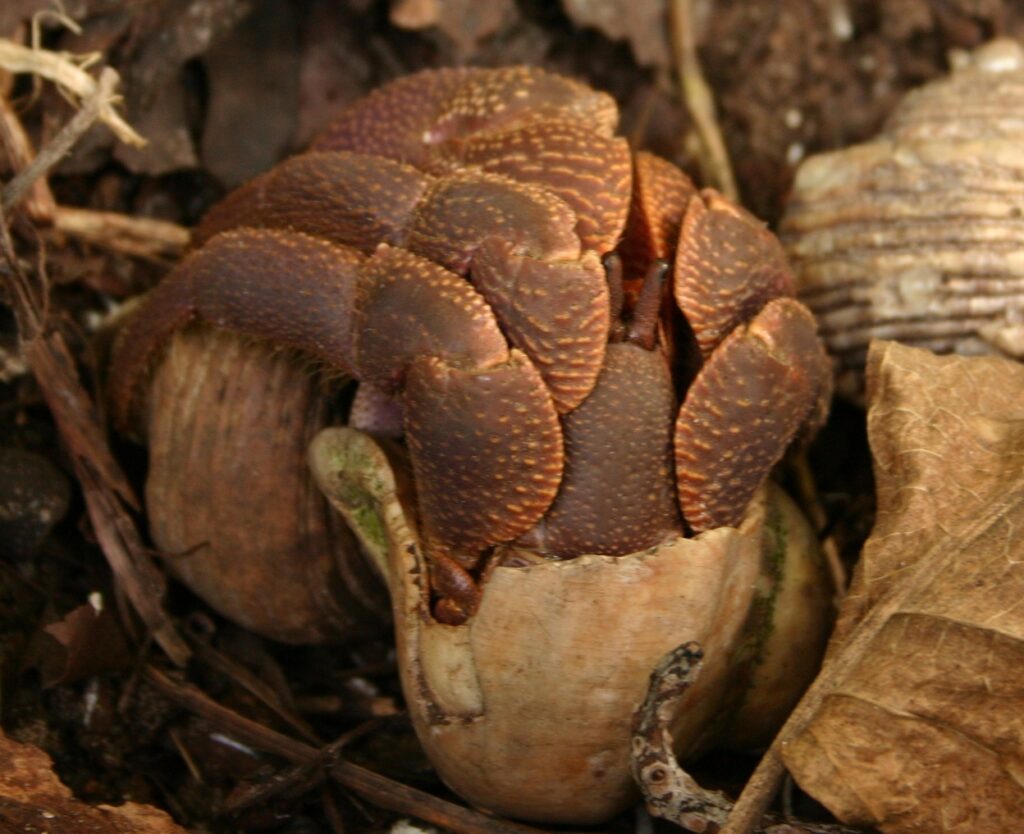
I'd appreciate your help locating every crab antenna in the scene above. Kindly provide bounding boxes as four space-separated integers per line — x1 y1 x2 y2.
628 259 669 350
602 252 627 342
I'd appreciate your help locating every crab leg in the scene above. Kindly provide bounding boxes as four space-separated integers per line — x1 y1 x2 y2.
309 66 633 256
109 229 366 426
405 350 563 563
109 229 564 564
520 339 680 557
192 151 616 414
517 260 682 558
617 151 697 284
664 184 831 532
311 66 620 170
674 298 831 533
434 120 632 255
674 189 796 358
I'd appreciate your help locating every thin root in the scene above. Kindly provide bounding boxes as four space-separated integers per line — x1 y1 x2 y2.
668 0 738 201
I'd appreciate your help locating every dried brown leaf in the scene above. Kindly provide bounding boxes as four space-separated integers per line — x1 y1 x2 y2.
112 80 198 175
108 0 253 174
781 341 1024 833
0 731 190 833
40 601 132 686
292 3 371 148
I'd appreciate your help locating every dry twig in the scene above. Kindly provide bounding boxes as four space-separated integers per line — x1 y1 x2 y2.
189 637 322 745
631 642 733 831
0 219 190 665
668 0 738 200
52 205 190 261
0 45 188 666
789 453 847 605
0 38 144 146
145 666 556 834
3 66 122 211
630 645 864 834
0 94 55 222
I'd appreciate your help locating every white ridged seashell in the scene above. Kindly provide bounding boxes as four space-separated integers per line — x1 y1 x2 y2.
781 38 1024 397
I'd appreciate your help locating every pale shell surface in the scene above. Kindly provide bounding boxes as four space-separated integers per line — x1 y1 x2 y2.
782 39 1024 397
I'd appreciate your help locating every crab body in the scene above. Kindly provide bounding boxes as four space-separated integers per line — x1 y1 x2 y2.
111 67 829 614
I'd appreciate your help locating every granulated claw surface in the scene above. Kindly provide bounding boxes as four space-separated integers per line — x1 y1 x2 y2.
675 190 795 358
675 299 831 533
404 350 564 564
110 62 831 615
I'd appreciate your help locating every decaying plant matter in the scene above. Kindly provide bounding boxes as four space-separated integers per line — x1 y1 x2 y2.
783 39 1024 398
0 732 189 834
778 342 1024 833
107 67 833 821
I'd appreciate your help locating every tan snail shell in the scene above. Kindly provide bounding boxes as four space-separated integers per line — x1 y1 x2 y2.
309 426 831 824
145 328 389 643
781 38 1024 398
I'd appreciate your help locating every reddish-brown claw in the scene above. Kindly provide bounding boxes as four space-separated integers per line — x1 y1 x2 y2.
674 298 830 533
674 189 795 358
470 239 609 413
109 227 564 565
311 66 633 263
435 121 633 254
429 551 482 625
405 170 581 271
191 150 613 417
349 244 508 391
403 172 612 412
404 351 564 565
193 152 430 252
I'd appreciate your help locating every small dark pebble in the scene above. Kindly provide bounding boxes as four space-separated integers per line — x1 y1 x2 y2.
0 447 71 559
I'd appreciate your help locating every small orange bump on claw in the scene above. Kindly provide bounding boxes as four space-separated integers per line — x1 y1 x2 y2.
675 298 831 534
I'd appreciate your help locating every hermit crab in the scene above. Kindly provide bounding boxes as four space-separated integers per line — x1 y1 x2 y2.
108 67 832 822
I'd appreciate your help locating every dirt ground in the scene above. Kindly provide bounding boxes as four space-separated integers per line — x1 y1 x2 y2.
1 1 1019 832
